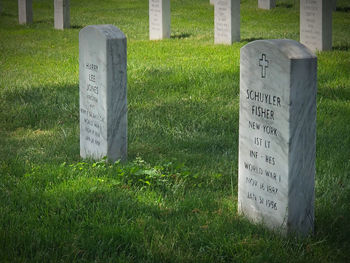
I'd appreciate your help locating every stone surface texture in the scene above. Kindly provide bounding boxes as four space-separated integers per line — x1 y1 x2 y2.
258 0 276 10
300 0 332 51
18 0 32 24
238 39 317 235
149 0 170 40
54 0 70 29
79 25 127 162
214 0 240 45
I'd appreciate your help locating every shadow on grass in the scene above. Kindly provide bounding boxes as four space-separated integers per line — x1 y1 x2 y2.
333 45 349 51
277 3 293 8
171 33 191 39
1 66 350 260
241 37 264 42
0 84 78 132
71 24 84 29
1 155 349 261
127 66 350 256
0 161 279 262
36 19 53 24
315 102 350 253
127 66 239 166
0 12 16 17
318 85 350 102
335 6 350 12
0 83 79 163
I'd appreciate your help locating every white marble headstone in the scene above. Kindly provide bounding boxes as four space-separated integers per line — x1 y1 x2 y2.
54 0 70 29
18 0 32 24
238 39 317 235
79 25 127 162
214 0 240 45
258 0 276 10
149 0 170 40
300 0 332 52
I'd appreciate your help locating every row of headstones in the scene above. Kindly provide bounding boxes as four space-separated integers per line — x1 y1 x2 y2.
17 0 70 29
8 0 326 237
149 0 240 43
13 0 335 52
80 24 316 236
151 0 335 52
211 0 337 11
261 0 336 11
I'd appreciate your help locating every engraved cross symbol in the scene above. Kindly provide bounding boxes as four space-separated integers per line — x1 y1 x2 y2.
259 54 269 78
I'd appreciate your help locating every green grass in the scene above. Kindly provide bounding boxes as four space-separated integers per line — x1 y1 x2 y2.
1 0 350 261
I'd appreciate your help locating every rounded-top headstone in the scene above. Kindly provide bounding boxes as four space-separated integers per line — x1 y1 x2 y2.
54 0 70 30
300 0 333 51
79 25 127 162
18 0 33 24
214 0 240 45
239 39 317 235
149 0 171 40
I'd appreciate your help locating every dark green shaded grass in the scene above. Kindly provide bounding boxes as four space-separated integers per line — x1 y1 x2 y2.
1 0 350 262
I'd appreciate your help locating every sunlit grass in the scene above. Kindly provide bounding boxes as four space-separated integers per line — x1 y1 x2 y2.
1 0 350 262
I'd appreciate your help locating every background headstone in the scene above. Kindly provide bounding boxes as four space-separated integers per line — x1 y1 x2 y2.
210 0 215 5
18 0 32 24
54 0 70 29
149 0 170 40
238 39 317 235
300 0 332 51
79 25 127 162
258 0 276 10
333 0 336 11
214 0 240 45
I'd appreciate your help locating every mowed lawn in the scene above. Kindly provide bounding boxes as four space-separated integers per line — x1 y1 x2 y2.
0 0 350 262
